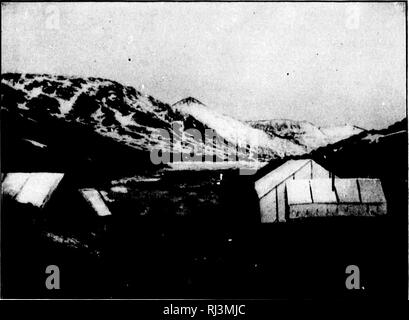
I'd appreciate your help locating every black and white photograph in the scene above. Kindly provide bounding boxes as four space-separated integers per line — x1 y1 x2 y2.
0 1 407 303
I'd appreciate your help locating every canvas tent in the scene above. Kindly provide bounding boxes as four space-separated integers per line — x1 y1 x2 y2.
2 172 64 208
2 173 112 220
286 178 387 219
79 188 112 217
255 159 334 222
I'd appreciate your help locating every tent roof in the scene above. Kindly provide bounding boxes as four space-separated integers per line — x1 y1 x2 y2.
286 178 386 205
335 179 361 203
310 179 337 203
286 179 312 205
255 159 311 198
79 188 112 217
2 172 64 208
2 173 31 198
358 179 386 204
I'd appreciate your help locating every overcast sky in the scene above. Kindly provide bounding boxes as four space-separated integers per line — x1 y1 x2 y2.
2 2 406 129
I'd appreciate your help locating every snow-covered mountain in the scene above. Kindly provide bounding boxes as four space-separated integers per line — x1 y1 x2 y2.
1 73 307 168
247 119 362 151
172 98 306 158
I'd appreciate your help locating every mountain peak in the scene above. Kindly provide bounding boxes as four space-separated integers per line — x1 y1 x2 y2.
173 97 205 106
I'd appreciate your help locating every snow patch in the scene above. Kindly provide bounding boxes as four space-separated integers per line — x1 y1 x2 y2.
110 186 128 193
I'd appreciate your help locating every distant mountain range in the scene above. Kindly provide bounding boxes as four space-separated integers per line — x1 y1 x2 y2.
1 73 363 173
247 119 362 151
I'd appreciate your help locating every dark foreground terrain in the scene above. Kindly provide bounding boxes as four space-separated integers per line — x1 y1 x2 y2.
1 193 406 299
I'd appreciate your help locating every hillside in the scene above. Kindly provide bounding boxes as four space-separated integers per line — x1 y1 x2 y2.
1 73 310 174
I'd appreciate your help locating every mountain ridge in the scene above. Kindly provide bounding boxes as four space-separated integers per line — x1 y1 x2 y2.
1 72 363 172
1 73 304 169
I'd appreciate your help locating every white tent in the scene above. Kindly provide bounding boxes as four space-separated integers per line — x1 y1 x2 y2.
79 188 112 217
2 172 64 208
255 159 334 222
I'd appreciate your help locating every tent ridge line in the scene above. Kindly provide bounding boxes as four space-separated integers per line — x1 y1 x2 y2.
259 159 312 200
39 175 64 209
14 175 30 201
